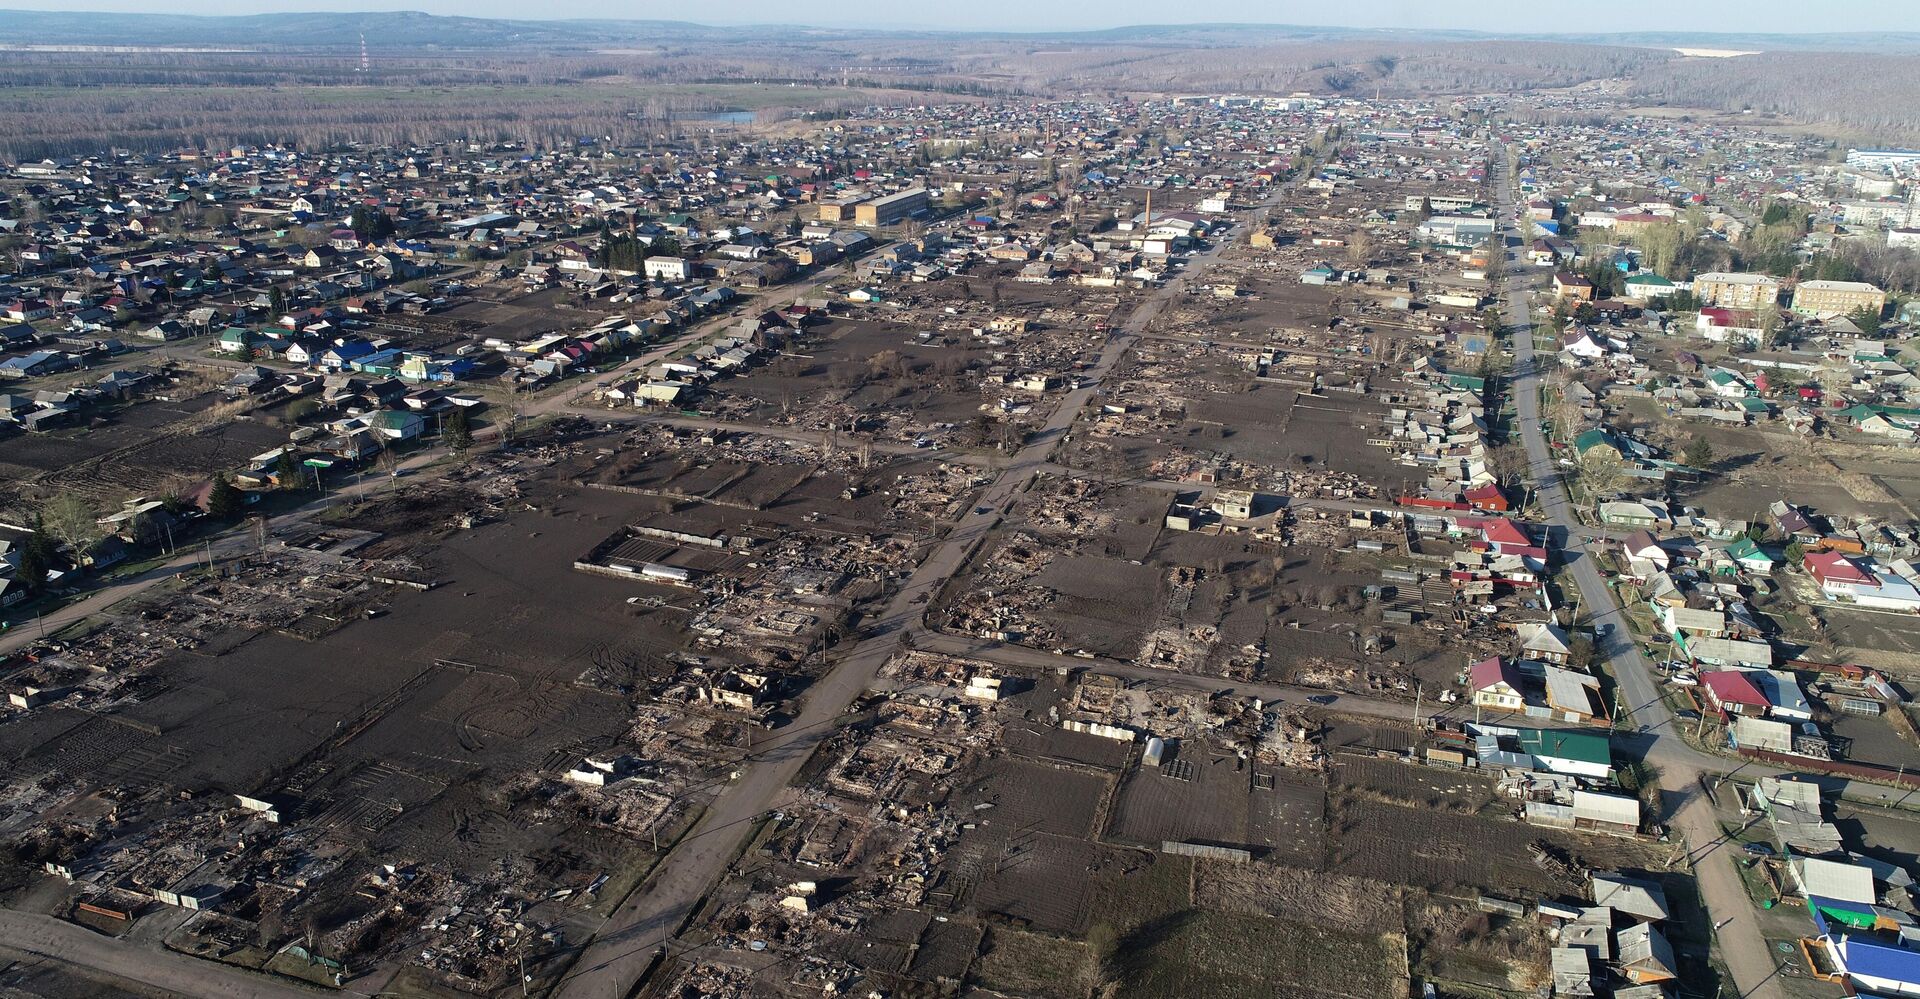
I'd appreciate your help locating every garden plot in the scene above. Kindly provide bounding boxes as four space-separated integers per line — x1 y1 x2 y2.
1193 860 1403 935
1107 742 1326 868
970 926 1096 999
1328 796 1659 896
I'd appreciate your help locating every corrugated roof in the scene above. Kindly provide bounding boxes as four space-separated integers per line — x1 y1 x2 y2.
1592 872 1667 921
1517 728 1611 767
1574 792 1642 832
1799 858 1878 905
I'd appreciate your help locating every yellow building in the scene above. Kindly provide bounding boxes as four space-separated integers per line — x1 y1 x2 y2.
854 188 928 227
1692 272 1780 310
815 195 866 223
1791 279 1887 317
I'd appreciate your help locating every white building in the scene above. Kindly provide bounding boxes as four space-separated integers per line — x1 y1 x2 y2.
644 256 690 281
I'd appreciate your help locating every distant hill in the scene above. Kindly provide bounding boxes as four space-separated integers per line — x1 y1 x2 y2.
0 10 733 48
1 10 1917 54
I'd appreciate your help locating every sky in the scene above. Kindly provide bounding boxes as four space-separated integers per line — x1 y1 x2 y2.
0 0 1906 33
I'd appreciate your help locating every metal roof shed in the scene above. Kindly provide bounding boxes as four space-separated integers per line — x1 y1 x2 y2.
1797 858 1878 905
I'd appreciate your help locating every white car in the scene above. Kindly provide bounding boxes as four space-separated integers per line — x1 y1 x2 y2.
1670 672 1699 687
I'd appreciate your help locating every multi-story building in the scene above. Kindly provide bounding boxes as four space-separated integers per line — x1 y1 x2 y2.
1841 200 1918 229
1416 215 1497 249
1846 148 1920 171
1404 194 1478 213
1692 272 1780 310
854 188 928 227
1792 279 1887 318
815 195 868 223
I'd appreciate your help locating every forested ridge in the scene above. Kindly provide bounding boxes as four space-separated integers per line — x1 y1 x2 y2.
2 12 1918 156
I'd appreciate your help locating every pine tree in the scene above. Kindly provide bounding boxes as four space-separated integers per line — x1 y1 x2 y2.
277 450 305 492
443 406 472 455
15 525 53 591
207 474 245 519
349 206 394 243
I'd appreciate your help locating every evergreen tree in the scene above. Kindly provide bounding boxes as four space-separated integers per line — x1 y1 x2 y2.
15 525 53 591
443 406 473 455
277 450 305 491
207 474 245 519
1683 436 1715 469
349 206 395 243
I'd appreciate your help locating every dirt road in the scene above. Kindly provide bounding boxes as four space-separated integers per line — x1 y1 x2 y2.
552 197 1271 999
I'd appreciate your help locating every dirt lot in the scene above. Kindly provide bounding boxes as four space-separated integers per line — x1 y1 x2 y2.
1107 746 1326 869
437 285 617 342
971 926 1095 999
1672 422 1920 522
944 756 1115 934
712 318 1003 435
1110 908 1405 999
0 391 286 499
1833 803 1920 882
1328 794 1657 896
1828 708 1920 771
1332 756 1500 815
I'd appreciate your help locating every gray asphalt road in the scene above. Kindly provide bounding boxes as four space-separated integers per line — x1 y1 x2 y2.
1492 149 1786 999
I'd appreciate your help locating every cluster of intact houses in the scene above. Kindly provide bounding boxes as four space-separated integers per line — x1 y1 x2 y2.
1473 493 1920 765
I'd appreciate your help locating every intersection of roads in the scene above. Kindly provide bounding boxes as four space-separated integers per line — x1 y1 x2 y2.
1 161 1824 998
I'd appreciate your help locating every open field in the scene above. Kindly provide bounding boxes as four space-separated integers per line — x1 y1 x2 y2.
1110 909 1405 999
971 926 1096 999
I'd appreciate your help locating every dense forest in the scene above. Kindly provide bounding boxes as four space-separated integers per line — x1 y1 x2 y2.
1624 52 1920 141
2 12 1918 157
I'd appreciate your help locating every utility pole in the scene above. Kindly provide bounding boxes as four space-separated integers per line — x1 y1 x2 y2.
517 932 529 998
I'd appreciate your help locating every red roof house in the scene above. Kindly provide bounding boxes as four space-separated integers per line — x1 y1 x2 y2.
1464 483 1510 512
1700 670 1769 717
1470 656 1525 711
1482 519 1534 553
1805 551 1877 598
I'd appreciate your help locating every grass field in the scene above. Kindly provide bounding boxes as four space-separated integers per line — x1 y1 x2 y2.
972 927 1096 999
1111 910 1405 999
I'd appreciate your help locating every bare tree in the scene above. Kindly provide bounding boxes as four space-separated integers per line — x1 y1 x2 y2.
1577 446 1627 498
40 493 103 562
1346 228 1373 267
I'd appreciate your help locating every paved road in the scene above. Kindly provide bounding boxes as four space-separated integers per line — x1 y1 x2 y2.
0 909 333 999
1492 150 1786 999
553 195 1277 999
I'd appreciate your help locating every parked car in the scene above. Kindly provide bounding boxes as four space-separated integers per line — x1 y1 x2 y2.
1743 842 1776 858
1670 672 1699 687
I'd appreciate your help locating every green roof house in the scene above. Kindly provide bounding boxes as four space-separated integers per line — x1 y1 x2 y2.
1574 428 1623 460
1516 728 1613 779
1725 537 1776 574
369 409 424 441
